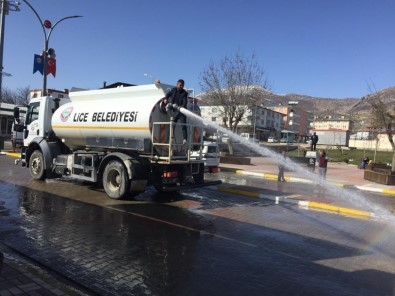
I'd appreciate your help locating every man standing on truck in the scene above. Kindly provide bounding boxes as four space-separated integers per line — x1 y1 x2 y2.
166 79 188 144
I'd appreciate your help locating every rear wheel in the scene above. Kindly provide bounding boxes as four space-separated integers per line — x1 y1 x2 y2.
29 150 46 180
103 160 129 199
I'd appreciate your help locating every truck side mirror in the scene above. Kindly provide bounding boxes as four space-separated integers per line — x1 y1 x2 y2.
13 107 20 123
53 98 60 112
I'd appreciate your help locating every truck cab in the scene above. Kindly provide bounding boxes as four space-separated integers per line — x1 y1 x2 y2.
23 96 69 144
14 96 70 169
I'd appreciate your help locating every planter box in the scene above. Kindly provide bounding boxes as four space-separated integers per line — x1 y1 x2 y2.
364 165 395 185
220 156 251 165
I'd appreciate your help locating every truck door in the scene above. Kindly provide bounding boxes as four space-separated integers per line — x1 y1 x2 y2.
24 102 41 145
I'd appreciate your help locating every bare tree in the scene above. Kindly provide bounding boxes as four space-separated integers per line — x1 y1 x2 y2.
0 86 30 105
365 84 395 168
199 51 270 133
15 87 31 106
1 87 15 103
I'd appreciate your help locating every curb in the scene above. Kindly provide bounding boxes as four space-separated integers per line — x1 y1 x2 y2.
220 166 395 197
3 152 21 158
217 185 374 219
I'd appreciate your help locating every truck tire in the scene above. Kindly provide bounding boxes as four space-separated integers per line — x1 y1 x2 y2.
29 150 46 180
103 160 129 199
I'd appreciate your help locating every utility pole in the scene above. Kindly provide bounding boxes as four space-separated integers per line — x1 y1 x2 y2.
0 0 20 101
22 0 82 96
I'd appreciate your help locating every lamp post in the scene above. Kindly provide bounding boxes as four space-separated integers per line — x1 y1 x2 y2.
253 104 257 141
22 0 81 96
287 110 294 151
0 0 20 101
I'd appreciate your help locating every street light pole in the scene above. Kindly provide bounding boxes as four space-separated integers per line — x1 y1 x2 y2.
0 0 19 101
22 0 81 96
253 104 257 141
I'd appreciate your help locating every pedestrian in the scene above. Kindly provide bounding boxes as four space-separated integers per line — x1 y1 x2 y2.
278 151 287 182
318 150 329 179
360 157 369 169
311 132 319 151
165 79 188 144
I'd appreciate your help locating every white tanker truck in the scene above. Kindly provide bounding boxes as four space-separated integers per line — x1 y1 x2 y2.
14 83 220 199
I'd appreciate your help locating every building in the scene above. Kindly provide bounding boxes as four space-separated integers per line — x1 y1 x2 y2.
313 118 353 131
29 88 70 100
199 104 285 140
269 102 311 142
312 129 350 146
0 102 27 138
310 118 353 146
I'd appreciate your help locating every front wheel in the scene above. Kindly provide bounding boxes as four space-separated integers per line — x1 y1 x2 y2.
102 160 129 199
29 150 46 180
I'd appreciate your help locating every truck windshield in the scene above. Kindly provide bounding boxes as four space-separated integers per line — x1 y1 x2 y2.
26 102 40 125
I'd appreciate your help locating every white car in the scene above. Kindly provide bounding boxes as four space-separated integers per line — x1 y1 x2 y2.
267 137 278 143
190 142 220 173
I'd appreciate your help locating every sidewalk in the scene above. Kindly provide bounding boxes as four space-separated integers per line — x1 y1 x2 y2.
217 156 395 220
219 156 395 196
0 249 86 295
1 141 86 295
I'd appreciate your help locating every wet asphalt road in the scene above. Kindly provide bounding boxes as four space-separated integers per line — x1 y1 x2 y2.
1 154 395 295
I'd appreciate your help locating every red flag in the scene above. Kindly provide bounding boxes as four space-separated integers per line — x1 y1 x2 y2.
46 58 56 77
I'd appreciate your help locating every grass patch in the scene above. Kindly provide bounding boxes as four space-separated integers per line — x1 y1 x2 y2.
288 146 394 165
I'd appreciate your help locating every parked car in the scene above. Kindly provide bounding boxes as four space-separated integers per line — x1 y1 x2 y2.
190 142 220 173
280 138 296 143
267 137 278 143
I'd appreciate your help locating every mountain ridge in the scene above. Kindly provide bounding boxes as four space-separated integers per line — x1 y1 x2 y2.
262 86 395 126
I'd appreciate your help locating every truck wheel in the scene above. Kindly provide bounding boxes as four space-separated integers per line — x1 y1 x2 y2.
29 150 46 180
103 160 129 199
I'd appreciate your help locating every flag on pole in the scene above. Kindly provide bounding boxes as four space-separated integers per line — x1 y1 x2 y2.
46 58 56 77
33 54 44 75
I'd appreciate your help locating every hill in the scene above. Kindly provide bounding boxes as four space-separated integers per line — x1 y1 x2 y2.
261 86 395 129
198 86 395 130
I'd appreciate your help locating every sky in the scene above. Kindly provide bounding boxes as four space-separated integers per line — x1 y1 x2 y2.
2 0 395 99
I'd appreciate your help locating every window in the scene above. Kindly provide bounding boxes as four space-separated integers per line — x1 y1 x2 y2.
211 117 216 122
26 102 40 125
